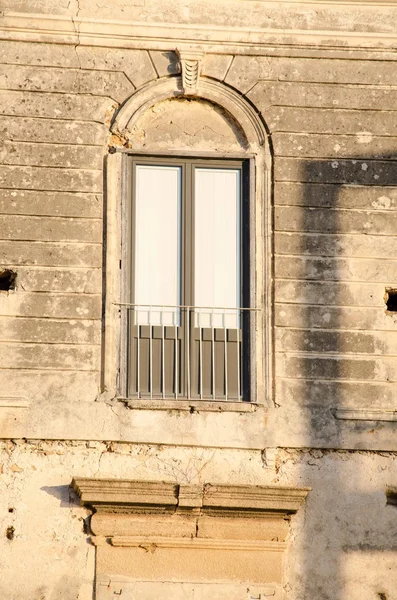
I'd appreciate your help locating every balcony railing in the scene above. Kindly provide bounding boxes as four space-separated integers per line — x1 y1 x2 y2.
119 304 256 401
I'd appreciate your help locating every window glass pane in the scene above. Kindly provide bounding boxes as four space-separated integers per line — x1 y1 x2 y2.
194 167 240 328
134 165 181 326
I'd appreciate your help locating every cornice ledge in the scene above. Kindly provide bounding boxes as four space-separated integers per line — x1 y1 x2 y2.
72 478 310 515
4 12 397 51
334 408 397 421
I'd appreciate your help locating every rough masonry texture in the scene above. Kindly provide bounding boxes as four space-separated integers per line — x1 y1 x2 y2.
1 1 397 599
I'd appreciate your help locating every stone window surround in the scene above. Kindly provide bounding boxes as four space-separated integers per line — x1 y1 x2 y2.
102 74 273 410
72 478 310 598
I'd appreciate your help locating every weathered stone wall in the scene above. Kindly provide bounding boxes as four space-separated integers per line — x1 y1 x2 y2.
2 1 397 599
1 441 397 600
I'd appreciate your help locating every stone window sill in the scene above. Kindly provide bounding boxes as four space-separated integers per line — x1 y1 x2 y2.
118 398 259 413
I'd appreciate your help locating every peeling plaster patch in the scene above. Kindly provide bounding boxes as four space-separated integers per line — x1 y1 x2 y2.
123 97 248 152
356 131 373 144
331 161 339 169
373 196 392 210
333 144 341 152
361 163 368 171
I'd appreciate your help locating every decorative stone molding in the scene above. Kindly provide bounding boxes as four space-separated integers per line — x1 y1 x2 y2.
4 11 397 53
111 76 267 150
72 478 310 516
105 75 273 412
176 49 204 95
73 479 309 598
334 408 397 421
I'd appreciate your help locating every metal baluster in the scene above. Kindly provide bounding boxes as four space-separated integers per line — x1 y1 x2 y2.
161 307 165 399
211 307 215 400
224 310 228 401
149 305 153 399
174 306 178 399
137 308 140 398
187 307 190 400
236 308 240 401
199 309 203 400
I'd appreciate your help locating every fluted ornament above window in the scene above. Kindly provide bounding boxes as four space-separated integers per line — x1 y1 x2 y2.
176 48 204 95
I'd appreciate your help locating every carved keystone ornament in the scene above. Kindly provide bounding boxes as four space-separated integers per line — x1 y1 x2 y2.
176 48 204 95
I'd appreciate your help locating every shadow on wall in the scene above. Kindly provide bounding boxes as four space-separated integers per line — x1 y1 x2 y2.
289 148 397 599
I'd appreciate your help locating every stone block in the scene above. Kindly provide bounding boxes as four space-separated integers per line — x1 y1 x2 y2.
275 157 397 186
0 141 103 170
275 280 385 308
0 215 101 243
275 305 397 332
274 182 397 211
77 47 156 88
0 165 101 193
0 65 132 102
275 205 397 236
275 232 397 259
275 329 397 356
249 81 397 112
149 50 179 77
0 91 114 122
275 355 396 382
11 268 101 293
266 106 397 136
275 255 397 284
0 190 102 218
0 317 100 345
227 55 397 94
0 116 106 145
0 40 79 68
201 54 233 81
0 240 101 267
0 291 101 319
272 132 397 160
0 342 100 370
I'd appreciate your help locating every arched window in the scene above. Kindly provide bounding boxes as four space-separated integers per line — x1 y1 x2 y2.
104 77 272 406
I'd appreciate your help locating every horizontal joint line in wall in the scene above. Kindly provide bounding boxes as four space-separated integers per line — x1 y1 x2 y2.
2 140 104 148
0 367 100 372
275 326 397 334
0 215 102 221
274 303 383 309
275 205 397 214
274 180 397 187
0 111 106 126
0 239 102 246
2 164 103 172
276 231 396 239
276 375 397 383
0 188 102 195
277 350 397 358
4 291 102 296
274 277 397 285
1 140 104 148
0 316 100 322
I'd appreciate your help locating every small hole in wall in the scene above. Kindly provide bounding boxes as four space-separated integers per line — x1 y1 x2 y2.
6 526 15 540
8 508 14 513
378 594 387 600
385 289 397 312
0 269 17 292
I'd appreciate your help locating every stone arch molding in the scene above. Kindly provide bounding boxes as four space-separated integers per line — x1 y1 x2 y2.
111 76 268 153
104 72 273 407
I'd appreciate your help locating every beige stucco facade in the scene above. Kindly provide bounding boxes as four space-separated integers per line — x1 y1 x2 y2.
2 1 397 598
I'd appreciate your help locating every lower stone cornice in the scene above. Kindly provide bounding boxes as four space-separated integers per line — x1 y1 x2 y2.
72 478 310 516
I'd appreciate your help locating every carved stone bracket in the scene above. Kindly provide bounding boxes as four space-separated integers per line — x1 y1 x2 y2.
176 48 204 95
